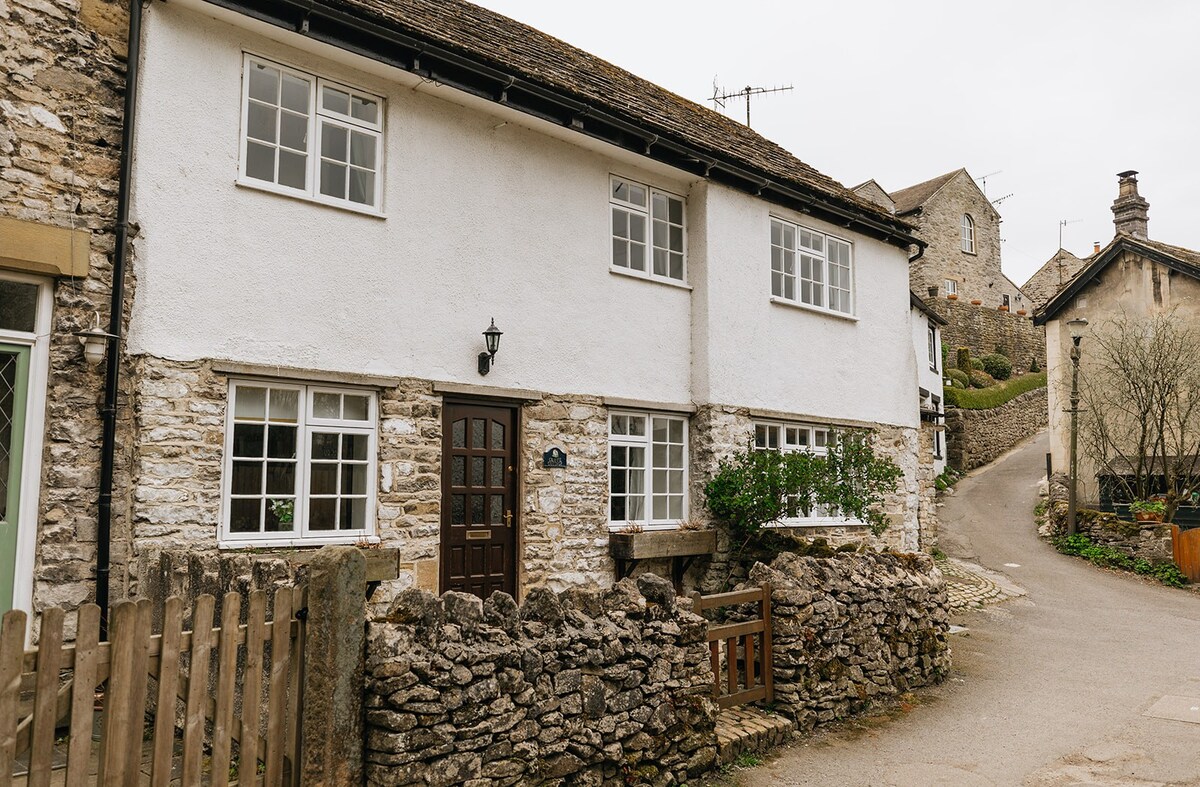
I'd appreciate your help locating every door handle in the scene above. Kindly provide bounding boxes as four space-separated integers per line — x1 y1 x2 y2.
504 510 513 528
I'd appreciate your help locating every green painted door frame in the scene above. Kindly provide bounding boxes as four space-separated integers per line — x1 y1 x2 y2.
0 343 31 616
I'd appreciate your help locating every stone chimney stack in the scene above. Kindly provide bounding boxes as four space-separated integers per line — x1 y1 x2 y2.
1111 170 1149 238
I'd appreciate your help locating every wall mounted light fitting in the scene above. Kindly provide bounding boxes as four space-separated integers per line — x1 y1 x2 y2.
478 318 503 375
72 312 118 365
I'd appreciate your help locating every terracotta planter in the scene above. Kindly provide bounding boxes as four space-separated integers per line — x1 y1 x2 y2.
1134 511 1164 523
947 294 958 300
970 299 982 305
1017 309 1027 316
998 305 1009 312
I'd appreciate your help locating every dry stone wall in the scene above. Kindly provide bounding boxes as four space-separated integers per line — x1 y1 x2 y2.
1043 475 1172 562
931 296 1046 372
945 387 1048 472
364 574 718 786
749 551 950 730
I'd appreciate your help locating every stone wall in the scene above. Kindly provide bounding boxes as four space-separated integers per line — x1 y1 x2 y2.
3 0 135 618
364 574 717 786
930 296 1046 372
749 551 950 730
945 387 1048 472
1043 475 1172 562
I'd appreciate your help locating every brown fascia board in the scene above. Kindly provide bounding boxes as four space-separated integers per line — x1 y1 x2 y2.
1034 237 1200 325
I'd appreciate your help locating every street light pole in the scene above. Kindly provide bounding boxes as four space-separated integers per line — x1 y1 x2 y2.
1066 318 1089 536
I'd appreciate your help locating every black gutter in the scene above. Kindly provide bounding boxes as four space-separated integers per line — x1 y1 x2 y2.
200 0 923 252
96 0 143 637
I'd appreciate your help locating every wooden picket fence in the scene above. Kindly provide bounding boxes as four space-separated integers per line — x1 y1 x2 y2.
690 585 773 709
0 587 306 786
1172 525 1200 583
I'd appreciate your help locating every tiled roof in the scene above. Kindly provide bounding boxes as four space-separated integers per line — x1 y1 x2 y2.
316 0 906 230
889 169 963 215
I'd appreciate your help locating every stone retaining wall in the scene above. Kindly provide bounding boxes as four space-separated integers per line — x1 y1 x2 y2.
945 386 1047 471
749 551 950 731
1044 474 1172 562
930 296 1046 372
364 574 717 786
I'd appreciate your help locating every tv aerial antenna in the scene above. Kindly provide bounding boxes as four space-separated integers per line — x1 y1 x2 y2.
991 193 1015 206
710 77 793 128
975 170 1002 195
1059 218 1082 250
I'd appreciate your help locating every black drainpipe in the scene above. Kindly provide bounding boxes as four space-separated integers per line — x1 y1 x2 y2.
97 0 144 638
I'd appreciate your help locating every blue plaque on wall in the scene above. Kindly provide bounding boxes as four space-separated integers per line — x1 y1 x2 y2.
543 447 568 468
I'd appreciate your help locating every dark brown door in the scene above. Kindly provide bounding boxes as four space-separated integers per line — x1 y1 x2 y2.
441 401 518 598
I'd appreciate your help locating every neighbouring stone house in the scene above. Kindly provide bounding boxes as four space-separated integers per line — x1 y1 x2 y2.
6 0 945 624
1036 171 1200 507
1023 247 1089 311
1 0 131 623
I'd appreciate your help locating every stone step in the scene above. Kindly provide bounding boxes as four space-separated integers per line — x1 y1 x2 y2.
715 705 795 765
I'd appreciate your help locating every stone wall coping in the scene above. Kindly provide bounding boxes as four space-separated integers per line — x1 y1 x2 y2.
603 396 697 414
0 216 90 278
432 380 545 401
211 360 402 388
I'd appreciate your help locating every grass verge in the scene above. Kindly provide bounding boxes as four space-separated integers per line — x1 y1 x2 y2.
944 371 1047 410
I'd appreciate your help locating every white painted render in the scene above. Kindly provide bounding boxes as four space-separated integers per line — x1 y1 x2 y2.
129 2 917 428
911 306 947 476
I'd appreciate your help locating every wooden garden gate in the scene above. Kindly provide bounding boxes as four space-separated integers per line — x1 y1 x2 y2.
0 586 307 786
1172 525 1200 583
690 585 773 709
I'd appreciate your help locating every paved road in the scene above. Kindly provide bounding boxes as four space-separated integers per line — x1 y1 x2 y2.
743 431 1200 786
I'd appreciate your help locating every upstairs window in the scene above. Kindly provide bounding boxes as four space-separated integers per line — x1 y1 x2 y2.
944 279 958 297
610 176 686 283
928 323 938 370
770 218 854 315
241 55 384 212
961 214 975 253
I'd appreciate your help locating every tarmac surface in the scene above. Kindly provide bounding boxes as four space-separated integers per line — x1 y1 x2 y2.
741 430 1200 786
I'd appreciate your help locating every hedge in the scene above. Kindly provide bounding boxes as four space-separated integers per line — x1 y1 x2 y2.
943 371 1047 410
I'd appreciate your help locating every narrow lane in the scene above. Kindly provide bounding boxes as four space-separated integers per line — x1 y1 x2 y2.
744 431 1200 786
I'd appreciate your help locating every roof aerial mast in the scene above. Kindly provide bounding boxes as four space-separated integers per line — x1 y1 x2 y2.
710 76 793 128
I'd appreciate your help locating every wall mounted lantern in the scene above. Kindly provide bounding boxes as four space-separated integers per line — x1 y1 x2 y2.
477 318 503 375
73 312 118 365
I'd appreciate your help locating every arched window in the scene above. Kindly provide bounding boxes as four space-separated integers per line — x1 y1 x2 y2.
961 214 976 253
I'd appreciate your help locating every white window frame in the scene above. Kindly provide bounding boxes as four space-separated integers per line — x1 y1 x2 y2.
944 279 958 297
928 322 939 371
607 411 689 530
238 54 385 216
609 175 687 284
221 379 378 547
961 214 976 254
770 217 855 316
752 420 864 527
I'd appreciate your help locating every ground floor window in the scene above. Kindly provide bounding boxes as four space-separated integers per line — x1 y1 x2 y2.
752 420 852 524
609 412 687 529
223 380 376 543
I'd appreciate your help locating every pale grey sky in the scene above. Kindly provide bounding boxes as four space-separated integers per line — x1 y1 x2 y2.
475 0 1200 284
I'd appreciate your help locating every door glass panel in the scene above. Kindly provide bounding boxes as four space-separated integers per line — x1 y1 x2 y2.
451 494 465 524
0 352 18 520
451 456 465 486
451 419 466 449
471 457 485 486
490 495 503 524
0 282 38 332
490 457 503 487
472 419 486 449
491 422 505 449
471 494 484 524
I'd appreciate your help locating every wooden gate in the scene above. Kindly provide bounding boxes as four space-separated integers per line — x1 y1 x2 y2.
690 585 773 709
0 587 306 786
1172 525 1200 582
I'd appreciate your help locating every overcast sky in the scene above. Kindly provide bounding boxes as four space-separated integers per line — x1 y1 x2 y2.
475 0 1200 284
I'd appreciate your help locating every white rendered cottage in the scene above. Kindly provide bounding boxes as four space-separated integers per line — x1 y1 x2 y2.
18 0 938 607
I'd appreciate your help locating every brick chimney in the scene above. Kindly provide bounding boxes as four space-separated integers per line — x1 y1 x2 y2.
1112 170 1149 238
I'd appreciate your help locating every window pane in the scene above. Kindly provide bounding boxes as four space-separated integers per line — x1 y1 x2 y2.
771 220 782 246
653 248 667 277
652 219 667 249
668 471 683 493
629 243 645 271
610 495 626 522
628 467 644 493
471 456 485 486
652 496 667 520
320 161 346 199
231 461 262 494
322 86 350 115
669 225 683 253
670 253 683 280
471 494 484 524
321 123 348 161
350 131 375 169
269 388 299 422
452 419 466 448
351 95 378 124
611 468 626 495
491 423 505 450
265 500 293 532
311 432 339 460
343 433 368 460
626 496 644 520
451 494 465 524
248 63 279 103
668 496 682 519
343 395 369 421
234 387 267 419
611 445 627 466
341 498 366 529
247 102 277 143
349 169 374 206
342 464 367 495
627 183 647 206
652 418 669 442
629 214 645 243
280 73 309 112
245 142 275 182
612 207 628 238
279 111 307 152
669 197 683 225
313 392 340 419
0 281 37 332
230 498 262 533
232 424 264 458
612 239 628 268
265 462 295 495
451 456 465 486
279 150 306 195
612 179 628 201
490 495 503 524
668 420 683 442
490 457 504 486
266 425 296 458
310 463 336 495
310 498 336 530
629 418 646 437
651 192 667 219
472 419 486 449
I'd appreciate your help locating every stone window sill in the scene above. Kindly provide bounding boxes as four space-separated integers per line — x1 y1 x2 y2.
219 535 381 549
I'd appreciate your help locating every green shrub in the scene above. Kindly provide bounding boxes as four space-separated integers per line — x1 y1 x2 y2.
1051 533 1189 588
945 369 970 388
980 353 1013 381
943 371 1047 409
968 369 995 388
956 347 971 372
970 358 985 371
1029 357 1041 373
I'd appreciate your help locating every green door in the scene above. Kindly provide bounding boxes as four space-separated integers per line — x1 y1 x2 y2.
0 344 30 615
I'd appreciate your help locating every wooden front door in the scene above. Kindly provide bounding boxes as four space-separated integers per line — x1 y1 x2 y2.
441 402 518 598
